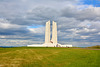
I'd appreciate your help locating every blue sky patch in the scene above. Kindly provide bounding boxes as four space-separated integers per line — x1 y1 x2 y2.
81 0 100 7
27 25 44 29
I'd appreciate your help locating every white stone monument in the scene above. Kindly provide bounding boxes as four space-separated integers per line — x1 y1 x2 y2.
27 20 72 47
42 20 60 47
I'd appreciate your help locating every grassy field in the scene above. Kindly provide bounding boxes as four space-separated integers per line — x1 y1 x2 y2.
0 47 99 67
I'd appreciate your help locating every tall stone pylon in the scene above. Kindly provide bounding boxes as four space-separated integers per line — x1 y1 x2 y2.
45 20 50 44
51 21 57 44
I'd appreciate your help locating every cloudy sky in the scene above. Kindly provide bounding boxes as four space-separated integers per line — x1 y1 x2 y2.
0 0 100 47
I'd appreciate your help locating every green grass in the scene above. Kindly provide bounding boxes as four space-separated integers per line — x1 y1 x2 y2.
0 47 100 67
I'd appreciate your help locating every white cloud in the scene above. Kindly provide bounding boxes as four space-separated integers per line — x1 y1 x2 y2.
0 36 6 38
80 36 90 39
98 32 100 35
28 27 45 34
0 18 25 29
76 28 97 33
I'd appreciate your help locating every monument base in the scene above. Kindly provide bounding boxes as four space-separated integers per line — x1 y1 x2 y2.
27 43 73 47
27 43 60 47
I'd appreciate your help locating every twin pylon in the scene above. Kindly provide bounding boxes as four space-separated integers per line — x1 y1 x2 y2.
45 20 57 44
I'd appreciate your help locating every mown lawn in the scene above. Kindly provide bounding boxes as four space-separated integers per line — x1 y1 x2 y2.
0 47 99 67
